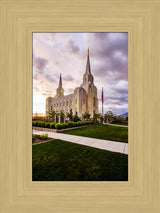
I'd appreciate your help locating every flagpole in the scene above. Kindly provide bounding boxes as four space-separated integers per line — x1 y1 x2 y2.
102 87 103 124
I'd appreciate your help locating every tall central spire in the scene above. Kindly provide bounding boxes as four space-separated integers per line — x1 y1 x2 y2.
86 48 91 74
81 48 94 87
55 73 64 97
58 73 62 89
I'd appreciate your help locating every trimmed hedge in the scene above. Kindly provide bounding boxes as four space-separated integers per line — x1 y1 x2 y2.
50 122 56 129
45 122 50 128
67 121 74 128
55 123 61 130
32 120 94 130
32 133 48 140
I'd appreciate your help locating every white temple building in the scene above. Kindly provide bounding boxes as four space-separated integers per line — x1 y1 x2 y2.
46 49 98 118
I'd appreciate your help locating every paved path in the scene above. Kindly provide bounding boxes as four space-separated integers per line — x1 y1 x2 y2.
103 123 128 128
33 130 128 155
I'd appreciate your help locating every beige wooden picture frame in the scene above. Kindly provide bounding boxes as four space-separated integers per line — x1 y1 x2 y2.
1 0 160 212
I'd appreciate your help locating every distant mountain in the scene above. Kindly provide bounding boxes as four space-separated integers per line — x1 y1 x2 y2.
120 112 128 118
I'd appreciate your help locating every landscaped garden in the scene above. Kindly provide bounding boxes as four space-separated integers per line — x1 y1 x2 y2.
32 120 93 130
32 110 128 181
32 133 53 144
61 124 128 143
32 139 128 181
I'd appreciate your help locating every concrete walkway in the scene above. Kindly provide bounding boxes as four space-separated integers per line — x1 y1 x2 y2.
103 123 128 128
33 130 128 155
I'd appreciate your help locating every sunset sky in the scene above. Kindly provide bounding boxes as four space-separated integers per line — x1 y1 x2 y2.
33 32 128 115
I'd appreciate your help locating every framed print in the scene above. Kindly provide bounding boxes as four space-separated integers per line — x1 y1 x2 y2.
32 32 128 181
1 0 160 212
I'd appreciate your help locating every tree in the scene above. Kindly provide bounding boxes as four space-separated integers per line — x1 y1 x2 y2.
104 111 115 124
47 106 56 121
73 111 80 122
93 112 101 123
66 109 73 121
82 112 91 120
60 110 65 122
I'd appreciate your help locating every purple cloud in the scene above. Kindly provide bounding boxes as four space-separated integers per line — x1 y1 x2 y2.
33 32 128 115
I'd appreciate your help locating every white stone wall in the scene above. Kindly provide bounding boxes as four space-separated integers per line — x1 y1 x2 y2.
46 93 75 114
46 84 98 118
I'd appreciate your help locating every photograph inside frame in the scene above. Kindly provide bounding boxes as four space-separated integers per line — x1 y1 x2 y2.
32 32 128 181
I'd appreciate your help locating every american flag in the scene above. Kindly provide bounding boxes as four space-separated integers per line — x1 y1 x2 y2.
101 87 104 103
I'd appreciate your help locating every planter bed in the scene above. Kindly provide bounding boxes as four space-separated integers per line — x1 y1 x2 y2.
32 137 54 145
32 125 90 133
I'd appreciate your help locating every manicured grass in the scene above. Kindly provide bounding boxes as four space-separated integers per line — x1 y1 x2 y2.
61 124 128 143
32 140 128 181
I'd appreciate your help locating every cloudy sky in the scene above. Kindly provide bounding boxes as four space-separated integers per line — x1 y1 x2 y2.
33 32 128 115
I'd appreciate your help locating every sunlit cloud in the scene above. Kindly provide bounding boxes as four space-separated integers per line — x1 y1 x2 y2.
33 32 128 115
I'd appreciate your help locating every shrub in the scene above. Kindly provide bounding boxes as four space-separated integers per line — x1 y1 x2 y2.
40 133 48 139
32 134 39 140
79 121 83 126
73 112 80 122
39 121 45 127
72 122 77 127
68 121 73 128
64 123 68 128
32 121 36 126
37 121 41 127
85 121 93 125
50 122 56 129
45 122 50 128
36 121 40 127
35 121 38 126
36 121 43 127
82 121 85 126
60 123 64 129
55 123 61 130
61 123 68 129
77 121 80 126
75 122 79 127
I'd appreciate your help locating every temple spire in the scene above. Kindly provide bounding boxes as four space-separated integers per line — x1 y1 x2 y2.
55 73 64 97
58 73 62 89
86 48 91 74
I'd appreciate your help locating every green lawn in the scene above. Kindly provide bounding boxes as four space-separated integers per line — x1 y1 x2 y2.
32 140 128 181
61 124 128 143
